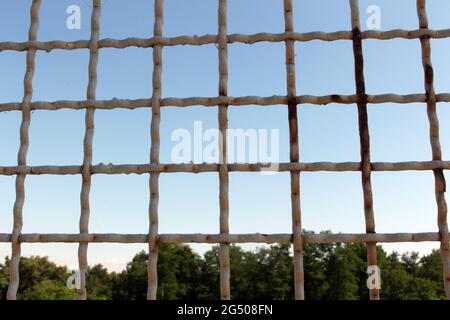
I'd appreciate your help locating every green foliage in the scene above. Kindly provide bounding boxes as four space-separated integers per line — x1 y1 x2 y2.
112 244 205 300
112 251 148 300
87 264 116 300
323 244 361 300
200 244 295 299
0 232 446 300
21 280 76 300
0 256 75 300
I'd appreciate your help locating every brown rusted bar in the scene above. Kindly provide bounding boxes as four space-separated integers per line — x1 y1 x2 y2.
218 0 231 301
349 0 379 300
284 0 305 300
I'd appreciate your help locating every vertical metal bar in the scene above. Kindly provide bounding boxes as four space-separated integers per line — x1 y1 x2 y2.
349 0 379 300
218 0 230 300
283 0 305 300
7 0 41 301
416 0 450 299
147 0 164 300
78 0 101 300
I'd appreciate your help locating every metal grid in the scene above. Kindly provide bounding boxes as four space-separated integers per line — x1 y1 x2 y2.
0 0 449 300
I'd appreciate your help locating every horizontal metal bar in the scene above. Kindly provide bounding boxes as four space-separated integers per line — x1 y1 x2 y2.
0 232 444 244
0 161 449 176
0 94 449 112
1 28 450 52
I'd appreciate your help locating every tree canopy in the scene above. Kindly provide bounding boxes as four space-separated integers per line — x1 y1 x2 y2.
0 231 445 300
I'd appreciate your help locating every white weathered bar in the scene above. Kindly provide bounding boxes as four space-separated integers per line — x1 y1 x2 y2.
0 232 445 244
77 0 100 300
147 0 163 301
417 0 450 299
7 0 41 301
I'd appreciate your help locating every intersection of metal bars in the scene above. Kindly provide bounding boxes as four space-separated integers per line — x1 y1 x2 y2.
0 0 449 300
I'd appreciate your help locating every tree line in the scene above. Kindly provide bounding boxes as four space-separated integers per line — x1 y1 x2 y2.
0 231 446 300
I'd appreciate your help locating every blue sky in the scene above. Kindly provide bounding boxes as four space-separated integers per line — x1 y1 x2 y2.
0 0 450 271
